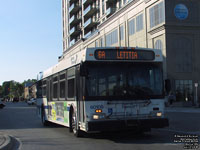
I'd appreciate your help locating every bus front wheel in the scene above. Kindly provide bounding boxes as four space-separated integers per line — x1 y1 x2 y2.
71 110 83 137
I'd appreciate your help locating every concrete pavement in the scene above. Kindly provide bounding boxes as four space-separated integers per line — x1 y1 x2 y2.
165 101 200 113
0 133 13 150
165 106 200 113
0 102 199 150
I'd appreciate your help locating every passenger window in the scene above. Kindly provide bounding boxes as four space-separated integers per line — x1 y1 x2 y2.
68 78 75 98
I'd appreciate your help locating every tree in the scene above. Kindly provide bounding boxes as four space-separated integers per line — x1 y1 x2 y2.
1 79 36 100
0 86 3 98
2 81 11 98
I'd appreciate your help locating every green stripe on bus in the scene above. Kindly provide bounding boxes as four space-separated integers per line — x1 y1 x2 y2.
64 102 68 123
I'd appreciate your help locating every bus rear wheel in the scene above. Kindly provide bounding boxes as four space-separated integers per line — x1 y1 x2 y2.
41 108 49 126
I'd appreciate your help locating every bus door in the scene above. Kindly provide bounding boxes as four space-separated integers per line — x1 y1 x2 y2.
76 66 85 124
47 78 52 118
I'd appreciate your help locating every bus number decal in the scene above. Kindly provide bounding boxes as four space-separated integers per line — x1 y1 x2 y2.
90 105 104 109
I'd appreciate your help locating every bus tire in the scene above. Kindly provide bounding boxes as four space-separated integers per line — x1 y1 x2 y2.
41 107 49 126
71 110 83 137
69 109 73 132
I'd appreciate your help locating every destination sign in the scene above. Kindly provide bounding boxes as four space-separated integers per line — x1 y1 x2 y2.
94 49 155 60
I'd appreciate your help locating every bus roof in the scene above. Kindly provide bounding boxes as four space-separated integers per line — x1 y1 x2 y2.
39 47 163 79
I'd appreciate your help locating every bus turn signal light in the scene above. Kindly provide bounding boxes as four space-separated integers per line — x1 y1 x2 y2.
95 109 102 113
89 53 94 56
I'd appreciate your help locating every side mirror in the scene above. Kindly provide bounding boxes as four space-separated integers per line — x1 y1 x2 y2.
80 62 88 77
165 79 171 95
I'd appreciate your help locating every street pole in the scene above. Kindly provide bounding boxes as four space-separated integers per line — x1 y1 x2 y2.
194 83 198 107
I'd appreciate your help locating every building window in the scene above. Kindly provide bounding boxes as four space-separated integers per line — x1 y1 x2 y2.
119 0 122 8
100 37 104 47
149 1 165 28
95 40 99 47
174 37 192 73
120 25 124 41
136 13 143 32
123 0 127 5
68 78 75 98
155 40 163 50
102 0 105 15
128 18 135 36
175 80 193 101
106 29 118 47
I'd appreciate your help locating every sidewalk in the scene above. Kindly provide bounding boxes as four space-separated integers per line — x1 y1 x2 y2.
0 133 14 150
165 101 200 113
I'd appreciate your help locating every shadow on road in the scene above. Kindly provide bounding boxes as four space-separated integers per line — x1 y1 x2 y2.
0 102 183 147
82 129 175 145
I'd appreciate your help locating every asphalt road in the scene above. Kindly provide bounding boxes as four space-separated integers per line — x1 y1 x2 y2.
0 102 199 150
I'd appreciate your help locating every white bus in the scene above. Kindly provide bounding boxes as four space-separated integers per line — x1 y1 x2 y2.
36 47 169 137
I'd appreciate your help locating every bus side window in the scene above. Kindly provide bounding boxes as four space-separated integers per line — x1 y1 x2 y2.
67 67 76 100
68 78 75 99
42 80 47 98
36 80 42 98
53 75 58 101
59 73 66 100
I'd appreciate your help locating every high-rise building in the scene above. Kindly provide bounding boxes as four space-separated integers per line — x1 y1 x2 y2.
62 0 200 103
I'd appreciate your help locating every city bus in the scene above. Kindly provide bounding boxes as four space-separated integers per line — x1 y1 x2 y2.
36 47 169 137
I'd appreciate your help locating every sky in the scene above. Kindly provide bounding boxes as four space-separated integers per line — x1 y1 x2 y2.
0 0 62 85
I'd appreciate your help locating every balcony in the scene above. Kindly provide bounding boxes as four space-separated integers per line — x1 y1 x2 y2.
106 0 116 6
69 15 81 26
84 31 91 38
69 0 78 4
69 39 75 47
106 0 116 2
69 3 81 14
69 26 81 37
106 7 117 17
82 0 93 6
83 18 99 30
84 29 98 39
83 5 99 19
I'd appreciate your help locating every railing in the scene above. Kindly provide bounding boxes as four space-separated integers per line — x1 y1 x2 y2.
83 18 91 28
69 27 75 35
69 3 81 13
83 5 91 16
82 0 93 5
82 0 87 4
84 29 98 39
70 39 75 46
106 7 117 16
69 15 75 24
84 31 91 38
69 3 75 12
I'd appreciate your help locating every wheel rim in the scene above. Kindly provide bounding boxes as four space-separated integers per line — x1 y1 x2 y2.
72 111 77 134
42 110 45 124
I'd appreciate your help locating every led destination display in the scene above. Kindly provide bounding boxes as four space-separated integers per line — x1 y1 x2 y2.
94 49 155 60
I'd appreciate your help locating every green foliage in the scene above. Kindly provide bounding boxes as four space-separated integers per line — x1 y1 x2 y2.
0 79 36 99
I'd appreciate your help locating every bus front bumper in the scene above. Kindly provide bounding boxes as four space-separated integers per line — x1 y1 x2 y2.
87 118 169 132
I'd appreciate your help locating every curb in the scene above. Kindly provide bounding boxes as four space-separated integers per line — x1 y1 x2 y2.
0 134 14 150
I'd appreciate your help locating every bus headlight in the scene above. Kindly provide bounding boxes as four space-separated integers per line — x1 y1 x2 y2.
156 112 162 117
93 114 105 120
150 111 162 117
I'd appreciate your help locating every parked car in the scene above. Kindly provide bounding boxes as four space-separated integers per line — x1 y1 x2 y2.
0 102 5 109
13 97 19 102
27 98 36 105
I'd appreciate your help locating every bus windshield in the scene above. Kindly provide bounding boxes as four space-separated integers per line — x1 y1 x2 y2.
85 62 163 100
